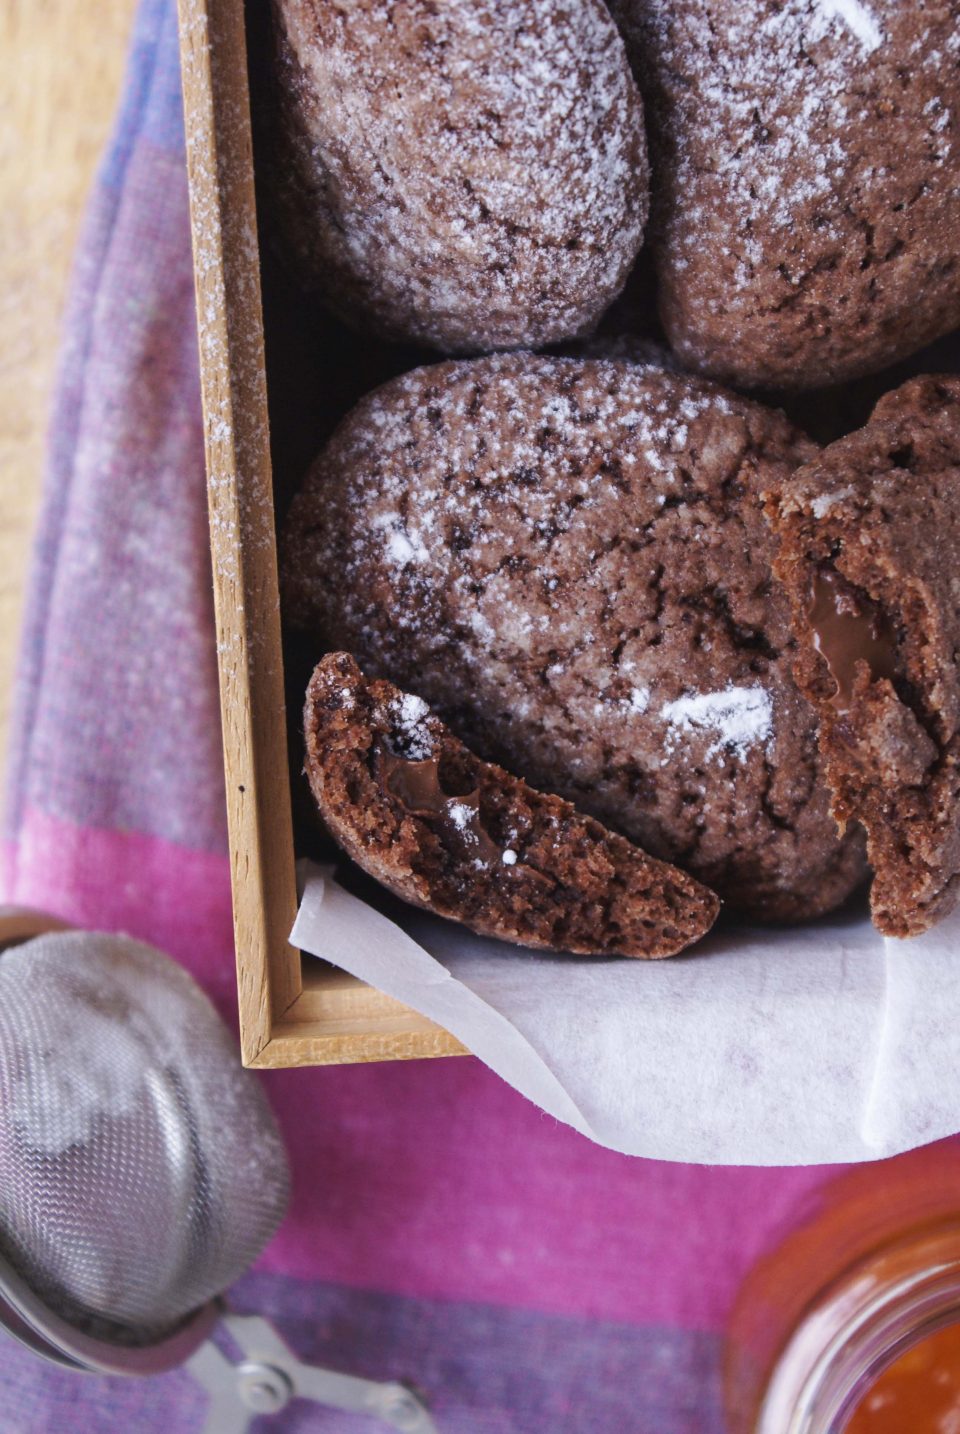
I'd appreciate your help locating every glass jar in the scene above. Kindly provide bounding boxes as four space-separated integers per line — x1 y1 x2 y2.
724 1139 960 1433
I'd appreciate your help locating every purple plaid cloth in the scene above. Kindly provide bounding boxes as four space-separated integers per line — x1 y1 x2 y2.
0 1 928 1428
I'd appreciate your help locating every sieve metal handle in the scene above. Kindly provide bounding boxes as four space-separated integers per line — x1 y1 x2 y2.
0 1249 220 1376
189 1313 439 1433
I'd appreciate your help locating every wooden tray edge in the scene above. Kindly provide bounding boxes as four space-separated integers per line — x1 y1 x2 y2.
176 0 462 1069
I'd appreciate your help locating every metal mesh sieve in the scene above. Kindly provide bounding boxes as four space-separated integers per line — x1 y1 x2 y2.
0 931 289 1346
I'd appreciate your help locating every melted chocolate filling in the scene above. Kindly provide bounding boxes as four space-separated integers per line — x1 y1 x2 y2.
808 568 899 711
375 747 502 864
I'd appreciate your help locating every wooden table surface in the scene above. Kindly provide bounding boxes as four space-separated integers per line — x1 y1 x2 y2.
0 0 134 772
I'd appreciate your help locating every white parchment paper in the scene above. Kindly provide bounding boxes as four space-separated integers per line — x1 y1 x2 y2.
291 865 960 1166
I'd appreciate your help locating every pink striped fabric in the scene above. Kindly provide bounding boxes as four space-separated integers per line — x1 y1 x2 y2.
1 1 944 1428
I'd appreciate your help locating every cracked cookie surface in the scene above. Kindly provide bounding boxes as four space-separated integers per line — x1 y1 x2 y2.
283 355 867 920
768 375 960 936
609 0 960 390
270 0 648 353
305 652 719 957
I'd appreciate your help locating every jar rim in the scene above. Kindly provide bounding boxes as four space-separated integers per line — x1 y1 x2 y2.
756 1222 960 1434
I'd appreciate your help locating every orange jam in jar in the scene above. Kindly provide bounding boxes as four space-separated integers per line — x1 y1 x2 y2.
724 1140 960 1434
843 1321 960 1432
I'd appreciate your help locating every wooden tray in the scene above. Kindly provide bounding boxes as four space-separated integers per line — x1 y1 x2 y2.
177 0 465 1068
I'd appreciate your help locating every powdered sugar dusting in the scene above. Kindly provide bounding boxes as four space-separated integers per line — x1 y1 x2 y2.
811 485 856 518
620 0 900 264
609 0 960 377
372 513 431 569
390 693 435 759
812 0 883 53
276 0 648 350
661 686 774 762
316 357 743 629
447 802 474 833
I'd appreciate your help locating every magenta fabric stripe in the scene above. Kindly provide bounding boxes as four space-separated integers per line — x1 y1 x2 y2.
0 808 236 1018
264 1057 836 1330
0 808 838 1333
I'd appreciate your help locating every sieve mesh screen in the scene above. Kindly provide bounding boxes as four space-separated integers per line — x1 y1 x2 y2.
0 933 289 1344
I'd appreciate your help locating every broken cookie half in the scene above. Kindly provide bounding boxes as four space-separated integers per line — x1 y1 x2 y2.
304 653 720 958
767 376 960 938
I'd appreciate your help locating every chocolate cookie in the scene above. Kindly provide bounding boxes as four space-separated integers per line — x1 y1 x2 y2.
562 332 678 370
270 0 648 353
305 653 719 957
283 355 867 919
767 375 960 937
610 0 960 389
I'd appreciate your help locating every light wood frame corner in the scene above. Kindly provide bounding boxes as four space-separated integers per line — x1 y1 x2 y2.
177 0 465 1069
